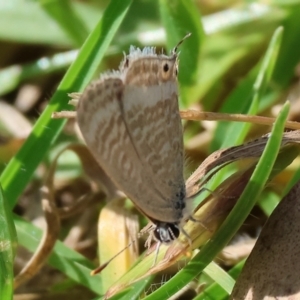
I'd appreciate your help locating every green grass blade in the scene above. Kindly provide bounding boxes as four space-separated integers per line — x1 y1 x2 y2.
197 145 300 298
144 102 289 300
0 0 102 46
195 260 246 300
0 185 17 300
204 261 235 294
273 3 300 87
159 0 205 107
252 26 283 102
0 0 72 46
223 26 283 146
0 0 133 210
39 0 89 46
14 215 104 294
284 167 300 195
94 276 154 300
212 26 283 151
258 189 280 216
200 27 284 204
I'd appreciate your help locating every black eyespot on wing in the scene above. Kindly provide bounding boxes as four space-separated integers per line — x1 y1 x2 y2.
174 200 185 210
163 63 169 72
175 186 186 201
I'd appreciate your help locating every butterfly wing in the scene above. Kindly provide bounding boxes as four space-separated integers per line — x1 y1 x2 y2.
76 74 184 223
120 54 186 220
77 46 187 224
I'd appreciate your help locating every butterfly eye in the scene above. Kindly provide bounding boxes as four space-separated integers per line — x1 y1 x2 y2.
163 63 169 72
124 58 129 68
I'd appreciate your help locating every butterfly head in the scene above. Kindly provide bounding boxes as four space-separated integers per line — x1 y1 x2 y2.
153 222 180 244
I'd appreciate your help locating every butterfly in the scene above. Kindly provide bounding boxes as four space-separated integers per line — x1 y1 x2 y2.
76 34 191 249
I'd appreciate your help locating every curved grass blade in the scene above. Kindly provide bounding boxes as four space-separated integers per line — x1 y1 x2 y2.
0 185 17 300
93 276 154 300
39 0 89 46
284 168 300 195
206 27 283 192
204 261 235 295
194 260 246 300
212 26 283 151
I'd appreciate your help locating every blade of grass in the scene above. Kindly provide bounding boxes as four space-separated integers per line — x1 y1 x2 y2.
0 0 102 46
0 0 72 46
284 167 300 196
0 0 133 210
211 9 300 150
199 5 284 111
222 26 283 146
93 276 154 300
203 26 284 200
39 0 89 46
195 260 246 300
258 189 280 216
204 261 235 294
143 101 289 300
212 26 283 151
0 185 17 300
159 0 205 108
195 26 283 205
199 145 299 297
14 215 104 294
272 3 300 88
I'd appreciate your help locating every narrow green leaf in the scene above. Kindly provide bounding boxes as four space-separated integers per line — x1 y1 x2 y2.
0 185 17 300
212 26 284 151
39 0 89 46
94 276 153 300
0 0 133 210
204 261 235 294
14 215 103 294
195 260 246 300
159 0 205 107
206 27 284 192
272 3 300 87
253 27 283 102
284 167 300 195
0 0 101 46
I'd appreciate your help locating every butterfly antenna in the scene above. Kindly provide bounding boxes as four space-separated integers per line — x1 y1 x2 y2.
152 242 161 267
172 33 192 55
91 239 137 275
